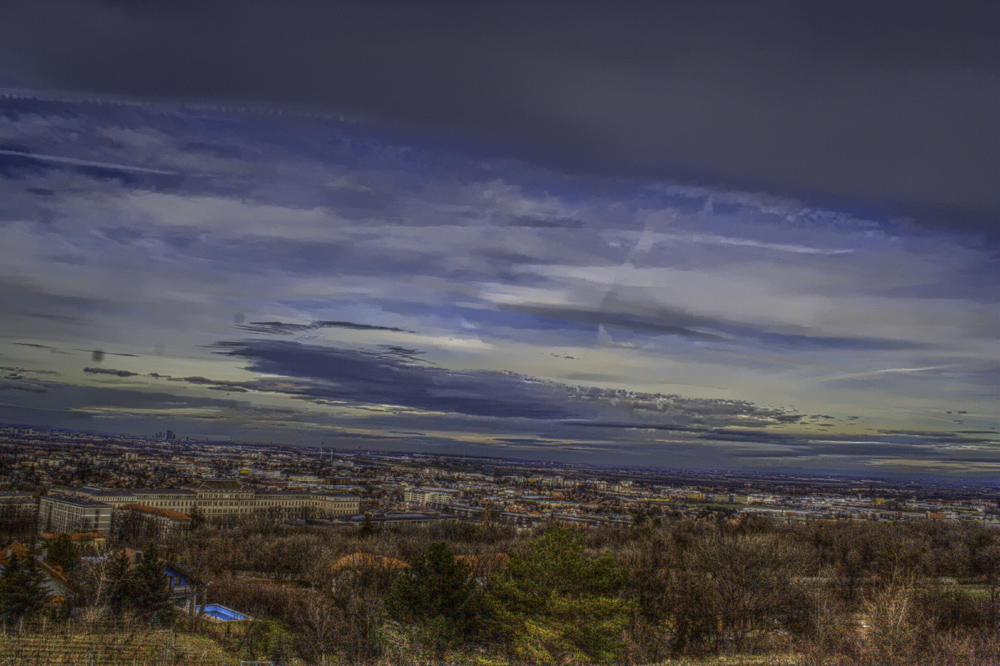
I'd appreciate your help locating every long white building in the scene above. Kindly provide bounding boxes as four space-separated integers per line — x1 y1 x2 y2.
45 479 359 534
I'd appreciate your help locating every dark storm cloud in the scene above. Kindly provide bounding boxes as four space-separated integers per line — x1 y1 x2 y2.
565 422 811 448
0 1 996 227
237 320 410 335
77 350 139 358
374 345 428 364
170 376 250 393
142 371 318 397
0 381 308 427
505 303 724 342
214 340 572 420
876 429 1000 444
212 339 804 427
13 342 66 354
736 441 1000 466
83 366 140 377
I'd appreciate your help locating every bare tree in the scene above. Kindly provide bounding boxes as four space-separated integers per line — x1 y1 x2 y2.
688 530 809 653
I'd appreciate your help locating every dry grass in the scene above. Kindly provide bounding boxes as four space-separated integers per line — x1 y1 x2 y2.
647 656 806 666
0 624 233 665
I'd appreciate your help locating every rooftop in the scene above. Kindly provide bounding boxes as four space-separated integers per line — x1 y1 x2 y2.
43 493 111 507
122 503 192 521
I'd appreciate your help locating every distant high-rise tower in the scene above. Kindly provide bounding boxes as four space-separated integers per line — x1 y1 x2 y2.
165 429 176 441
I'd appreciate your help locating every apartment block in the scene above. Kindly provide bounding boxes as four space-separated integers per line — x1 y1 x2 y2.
38 494 113 536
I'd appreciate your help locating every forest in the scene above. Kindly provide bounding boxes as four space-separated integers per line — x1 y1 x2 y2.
2 504 1000 666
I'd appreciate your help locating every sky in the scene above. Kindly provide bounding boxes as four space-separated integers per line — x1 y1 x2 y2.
0 1 997 477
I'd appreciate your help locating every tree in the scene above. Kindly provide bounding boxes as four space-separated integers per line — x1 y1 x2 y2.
358 514 376 538
972 539 1000 628
107 546 173 625
685 531 808 653
620 530 694 660
107 550 138 617
336 582 387 665
188 505 205 531
45 534 81 576
297 592 341 664
133 545 173 625
0 552 48 623
484 524 633 664
390 542 477 657
110 509 159 548
0 503 37 543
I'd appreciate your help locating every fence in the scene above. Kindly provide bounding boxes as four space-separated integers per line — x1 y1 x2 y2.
0 619 236 666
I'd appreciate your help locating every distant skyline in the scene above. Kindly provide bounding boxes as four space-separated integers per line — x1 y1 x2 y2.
0 2 997 476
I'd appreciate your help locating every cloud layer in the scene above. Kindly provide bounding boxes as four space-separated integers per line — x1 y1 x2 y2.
1 1 997 227
0 86 996 475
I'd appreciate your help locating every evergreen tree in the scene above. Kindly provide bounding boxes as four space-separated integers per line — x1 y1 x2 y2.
107 550 138 617
188 505 205 531
107 547 173 625
390 542 477 655
358 514 376 538
0 552 48 623
483 524 633 664
132 545 173 625
268 633 290 666
45 534 80 575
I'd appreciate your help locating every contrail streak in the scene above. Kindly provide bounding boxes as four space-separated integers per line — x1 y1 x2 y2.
0 149 179 175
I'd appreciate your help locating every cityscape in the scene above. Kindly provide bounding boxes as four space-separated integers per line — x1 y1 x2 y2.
3 424 998 537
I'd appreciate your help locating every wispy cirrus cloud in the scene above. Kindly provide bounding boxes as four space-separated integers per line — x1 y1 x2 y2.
0 378 47 392
0 148 181 175
0 94 995 474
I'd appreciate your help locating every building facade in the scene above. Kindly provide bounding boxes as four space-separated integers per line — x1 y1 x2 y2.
403 486 458 508
38 494 113 535
54 479 358 529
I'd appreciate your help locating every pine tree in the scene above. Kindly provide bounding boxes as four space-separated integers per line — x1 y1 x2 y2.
483 524 633 664
188 505 205 531
133 545 173 625
358 514 376 538
107 550 138 617
45 534 80 575
0 552 48 623
107 547 172 625
390 542 477 655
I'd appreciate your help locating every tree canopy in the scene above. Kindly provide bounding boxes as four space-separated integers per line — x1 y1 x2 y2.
484 524 633 664
107 545 173 625
45 534 80 576
0 551 48 623
390 541 477 655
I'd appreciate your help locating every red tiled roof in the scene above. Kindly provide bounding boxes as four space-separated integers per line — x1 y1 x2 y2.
39 532 105 542
1 542 69 585
0 542 31 568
